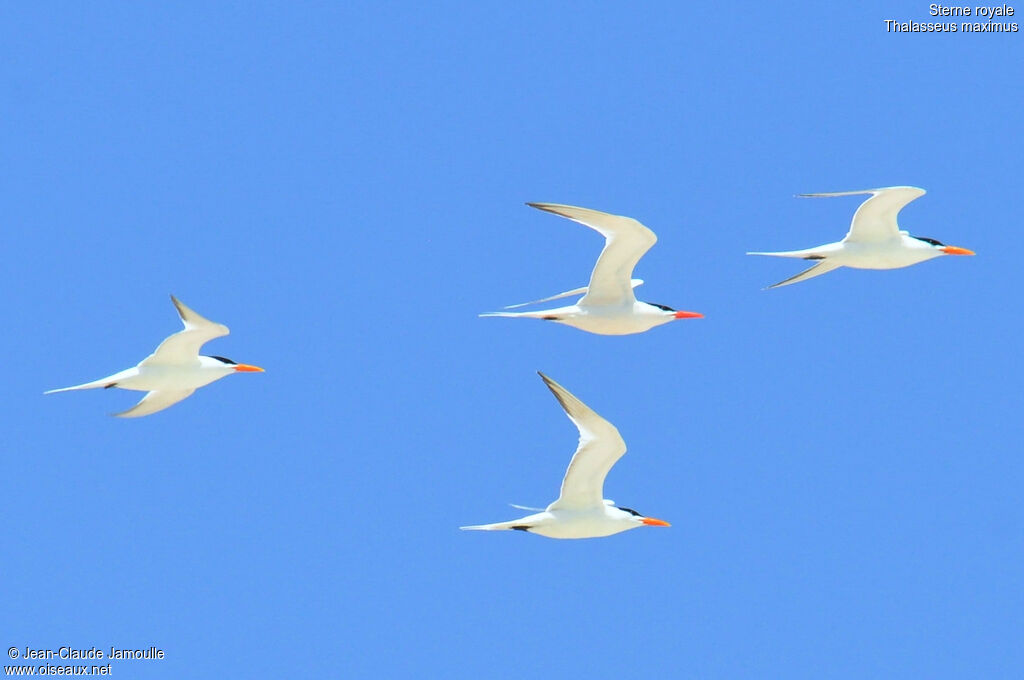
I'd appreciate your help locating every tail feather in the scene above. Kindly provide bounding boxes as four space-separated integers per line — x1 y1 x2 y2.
502 286 588 309
479 310 560 320
481 311 537 319
509 503 544 512
502 279 643 309
45 378 116 394
44 367 138 394
460 520 529 531
746 250 817 259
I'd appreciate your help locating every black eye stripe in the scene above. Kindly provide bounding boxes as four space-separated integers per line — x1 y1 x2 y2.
913 236 945 247
617 506 642 517
644 302 675 312
210 355 237 365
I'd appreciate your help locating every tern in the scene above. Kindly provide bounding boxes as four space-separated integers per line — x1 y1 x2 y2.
45 295 264 417
461 372 670 539
748 186 974 288
480 203 702 335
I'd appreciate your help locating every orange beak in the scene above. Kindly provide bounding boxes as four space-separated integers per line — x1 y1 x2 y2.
674 310 703 319
941 245 975 256
233 364 265 373
640 517 671 527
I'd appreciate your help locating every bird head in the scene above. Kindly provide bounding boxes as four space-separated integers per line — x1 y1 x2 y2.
617 505 671 528
208 355 265 373
644 301 703 321
912 235 974 257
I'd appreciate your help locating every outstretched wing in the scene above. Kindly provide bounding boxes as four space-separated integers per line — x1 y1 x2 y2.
140 296 229 366
800 186 926 243
114 389 195 418
528 203 657 307
538 372 627 511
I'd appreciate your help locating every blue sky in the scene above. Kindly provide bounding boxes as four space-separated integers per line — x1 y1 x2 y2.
3 2 1022 677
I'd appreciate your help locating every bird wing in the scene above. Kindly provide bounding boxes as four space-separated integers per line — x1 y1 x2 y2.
538 372 627 511
113 389 195 418
528 203 657 307
765 260 842 289
799 186 926 243
139 295 229 366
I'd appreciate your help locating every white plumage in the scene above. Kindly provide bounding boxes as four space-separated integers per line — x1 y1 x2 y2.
481 203 702 335
461 373 670 539
748 186 974 288
46 295 264 417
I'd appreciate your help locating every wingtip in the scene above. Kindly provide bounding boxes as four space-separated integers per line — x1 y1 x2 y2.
537 373 576 413
796 191 846 198
795 187 925 199
111 409 144 419
170 294 187 317
526 201 565 215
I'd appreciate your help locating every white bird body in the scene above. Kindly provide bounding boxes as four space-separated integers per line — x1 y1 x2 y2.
48 358 238 393
461 373 670 540
754 236 947 269
465 503 658 539
483 300 683 336
46 296 263 417
748 187 974 288
481 203 702 335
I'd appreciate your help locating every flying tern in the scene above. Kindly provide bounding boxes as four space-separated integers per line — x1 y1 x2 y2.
481 203 703 335
45 295 264 417
461 372 670 539
748 186 974 288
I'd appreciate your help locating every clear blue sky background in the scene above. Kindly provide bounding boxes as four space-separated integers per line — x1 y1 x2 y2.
3 2 1021 678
